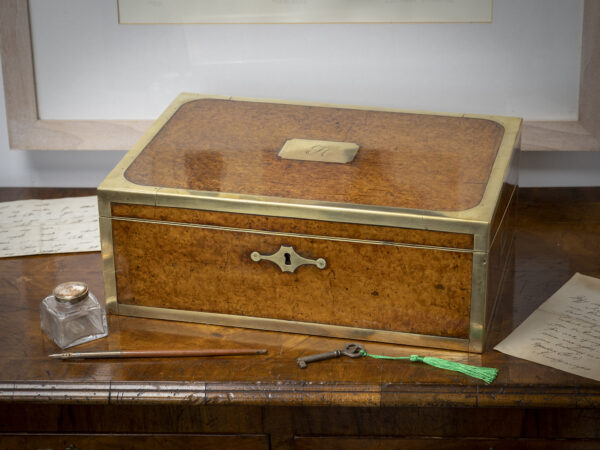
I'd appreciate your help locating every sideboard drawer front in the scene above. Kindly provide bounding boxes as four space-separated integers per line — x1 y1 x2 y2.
0 434 269 450
294 436 599 450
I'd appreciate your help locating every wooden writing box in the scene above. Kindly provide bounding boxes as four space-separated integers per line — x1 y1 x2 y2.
98 94 521 352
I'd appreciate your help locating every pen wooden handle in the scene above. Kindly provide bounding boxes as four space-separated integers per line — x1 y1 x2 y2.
119 349 268 358
49 349 268 360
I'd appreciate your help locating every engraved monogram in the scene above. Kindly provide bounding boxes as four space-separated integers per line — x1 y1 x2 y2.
306 145 330 158
279 139 359 163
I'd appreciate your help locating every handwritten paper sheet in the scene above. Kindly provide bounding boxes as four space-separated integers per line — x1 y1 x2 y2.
495 273 600 382
0 196 100 258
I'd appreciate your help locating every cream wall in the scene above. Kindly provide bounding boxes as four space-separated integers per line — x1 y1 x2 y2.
1 0 598 187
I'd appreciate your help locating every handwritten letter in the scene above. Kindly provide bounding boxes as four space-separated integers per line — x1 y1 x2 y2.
0 196 100 258
495 273 600 381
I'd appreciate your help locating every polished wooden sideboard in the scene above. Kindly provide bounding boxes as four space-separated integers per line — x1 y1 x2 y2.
0 187 599 450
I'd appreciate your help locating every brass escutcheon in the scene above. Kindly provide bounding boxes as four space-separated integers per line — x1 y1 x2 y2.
250 245 326 273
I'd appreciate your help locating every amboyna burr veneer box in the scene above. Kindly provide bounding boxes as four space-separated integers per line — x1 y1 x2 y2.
98 94 521 352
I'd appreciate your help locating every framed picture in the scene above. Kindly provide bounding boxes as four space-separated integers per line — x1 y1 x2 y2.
0 0 598 151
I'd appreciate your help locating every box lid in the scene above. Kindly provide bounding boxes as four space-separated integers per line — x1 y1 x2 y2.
100 94 521 235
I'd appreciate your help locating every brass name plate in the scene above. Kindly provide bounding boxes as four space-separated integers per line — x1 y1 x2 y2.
278 139 359 164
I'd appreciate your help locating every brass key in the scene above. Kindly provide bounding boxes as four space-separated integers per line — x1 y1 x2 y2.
296 343 364 369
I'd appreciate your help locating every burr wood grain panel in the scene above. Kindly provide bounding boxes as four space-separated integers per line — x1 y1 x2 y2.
111 203 475 249
124 99 504 211
111 219 473 338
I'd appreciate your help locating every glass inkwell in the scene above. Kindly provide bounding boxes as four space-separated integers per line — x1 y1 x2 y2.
40 281 108 349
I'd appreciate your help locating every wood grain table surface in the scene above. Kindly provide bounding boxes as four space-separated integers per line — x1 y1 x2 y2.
0 187 599 411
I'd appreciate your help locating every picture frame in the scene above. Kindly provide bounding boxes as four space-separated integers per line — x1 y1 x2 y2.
0 0 598 151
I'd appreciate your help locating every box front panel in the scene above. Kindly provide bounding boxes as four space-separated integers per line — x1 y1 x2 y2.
111 217 473 339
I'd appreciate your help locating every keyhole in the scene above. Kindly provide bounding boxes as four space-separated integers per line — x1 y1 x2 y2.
284 252 291 265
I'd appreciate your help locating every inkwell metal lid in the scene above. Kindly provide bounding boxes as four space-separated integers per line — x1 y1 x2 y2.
54 281 89 304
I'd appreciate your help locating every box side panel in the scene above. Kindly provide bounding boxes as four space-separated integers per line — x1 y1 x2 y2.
482 147 519 350
489 142 520 243
111 219 473 339
484 188 517 349
111 204 474 250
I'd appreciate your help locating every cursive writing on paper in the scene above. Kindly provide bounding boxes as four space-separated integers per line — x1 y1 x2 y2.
0 196 100 258
495 273 600 382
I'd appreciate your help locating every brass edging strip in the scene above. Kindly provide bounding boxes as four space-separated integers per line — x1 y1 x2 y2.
99 216 118 314
486 144 519 250
488 183 517 251
154 190 488 249
115 304 470 352
489 186 517 249
468 252 487 353
452 114 521 223
108 216 479 254
100 182 486 239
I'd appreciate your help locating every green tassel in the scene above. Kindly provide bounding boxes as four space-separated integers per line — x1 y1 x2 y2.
409 355 498 384
360 351 498 384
